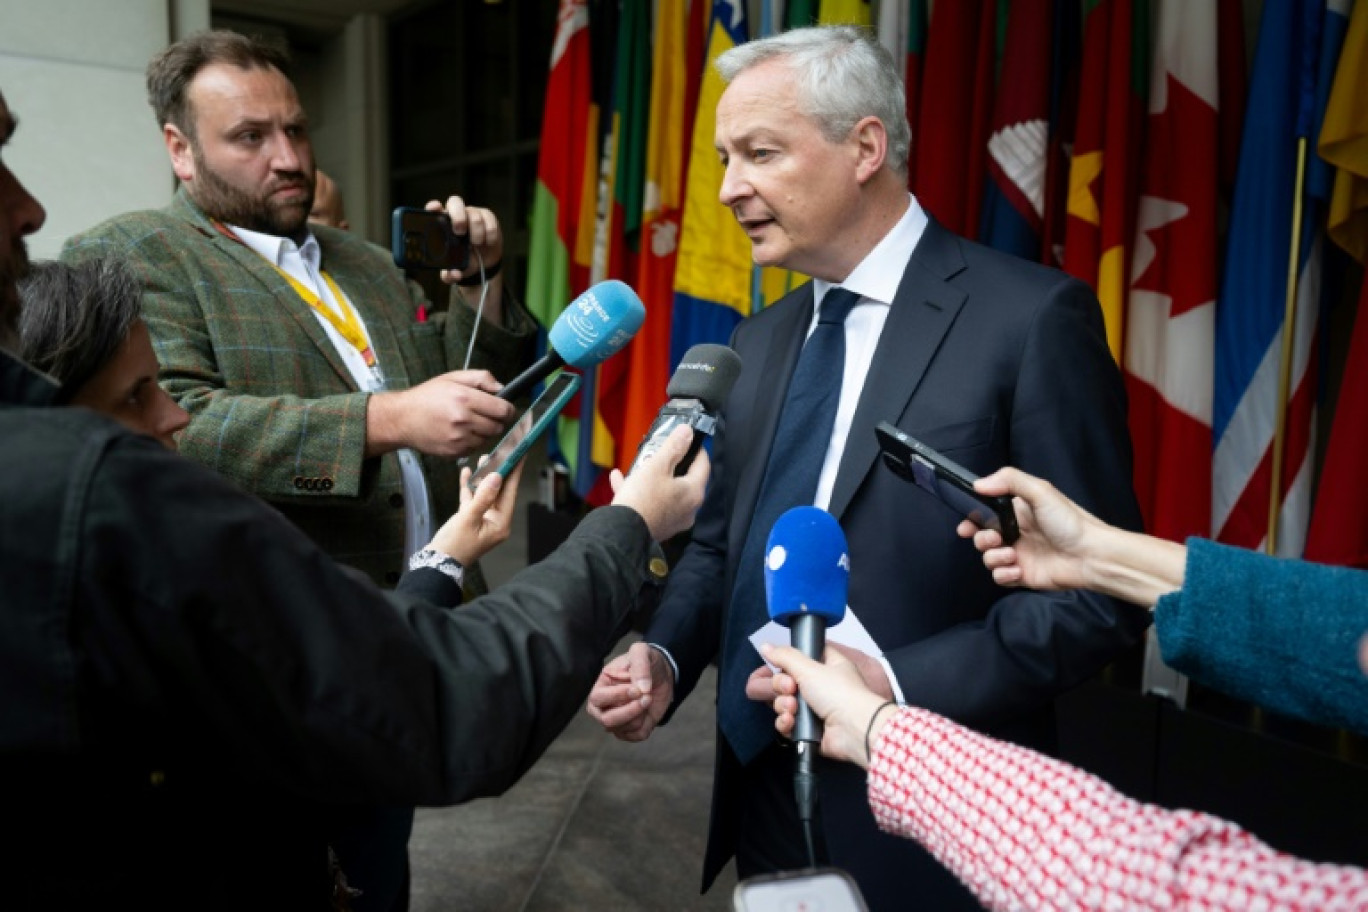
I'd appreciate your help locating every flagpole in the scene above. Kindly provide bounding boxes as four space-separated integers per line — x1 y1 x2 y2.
1266 136 1309 557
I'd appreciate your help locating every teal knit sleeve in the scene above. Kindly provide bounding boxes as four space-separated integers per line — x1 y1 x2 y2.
1155 538 1368 734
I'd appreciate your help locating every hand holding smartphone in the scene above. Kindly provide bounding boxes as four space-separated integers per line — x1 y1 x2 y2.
391 206 471 271
875 421 1020 544
466 373 581 492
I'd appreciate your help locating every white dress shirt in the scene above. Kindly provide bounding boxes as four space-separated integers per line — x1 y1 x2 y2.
807 193 928 512
231 225 433 564
803 194 927 703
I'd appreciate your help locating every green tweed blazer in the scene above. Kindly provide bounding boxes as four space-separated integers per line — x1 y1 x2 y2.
62 189 537 586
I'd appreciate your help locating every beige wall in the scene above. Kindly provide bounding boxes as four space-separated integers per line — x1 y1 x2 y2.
0 0 390 255
0 0 210 259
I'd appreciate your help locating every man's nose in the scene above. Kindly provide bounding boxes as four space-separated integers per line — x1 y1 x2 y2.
718 161 749 208
271 134 307 173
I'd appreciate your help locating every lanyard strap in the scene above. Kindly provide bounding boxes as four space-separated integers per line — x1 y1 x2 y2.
277 269 376 367
212 221 377 367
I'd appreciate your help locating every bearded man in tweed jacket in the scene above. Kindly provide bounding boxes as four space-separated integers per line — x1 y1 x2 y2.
63 31 537 592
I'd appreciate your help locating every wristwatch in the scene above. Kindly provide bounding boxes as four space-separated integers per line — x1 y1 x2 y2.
408 548 464 587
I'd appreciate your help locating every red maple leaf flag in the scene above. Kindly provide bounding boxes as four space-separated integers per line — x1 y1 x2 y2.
1124 0 1219 544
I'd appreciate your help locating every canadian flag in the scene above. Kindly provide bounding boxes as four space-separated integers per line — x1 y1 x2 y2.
1124 0 1220 545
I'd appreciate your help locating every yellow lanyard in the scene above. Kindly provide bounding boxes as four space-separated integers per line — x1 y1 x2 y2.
213 221 377 367
276 268 377 368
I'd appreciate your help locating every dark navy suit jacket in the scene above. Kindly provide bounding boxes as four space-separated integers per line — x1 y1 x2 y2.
646 217 1150 910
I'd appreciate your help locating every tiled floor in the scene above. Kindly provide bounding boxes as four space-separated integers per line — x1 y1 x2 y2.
408 443 737 910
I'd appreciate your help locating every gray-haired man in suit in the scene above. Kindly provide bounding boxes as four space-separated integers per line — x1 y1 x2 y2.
587 25 1149 911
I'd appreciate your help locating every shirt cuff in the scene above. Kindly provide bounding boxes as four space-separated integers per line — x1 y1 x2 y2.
646 642 680 686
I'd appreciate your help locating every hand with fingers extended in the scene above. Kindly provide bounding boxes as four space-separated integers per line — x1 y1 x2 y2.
366 369 515 459
586 641 675 742
427 459 524 567
956 465 1185 609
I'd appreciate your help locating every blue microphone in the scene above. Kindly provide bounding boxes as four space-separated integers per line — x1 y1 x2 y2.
499 279 646 401
765 506 848 853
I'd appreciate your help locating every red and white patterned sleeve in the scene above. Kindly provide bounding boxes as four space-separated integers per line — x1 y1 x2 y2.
866 707 1368 911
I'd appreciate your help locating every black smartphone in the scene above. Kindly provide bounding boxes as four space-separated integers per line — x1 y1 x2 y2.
875 420 1020 544
391 206 471 271
733 868 868 912
466 373 581 492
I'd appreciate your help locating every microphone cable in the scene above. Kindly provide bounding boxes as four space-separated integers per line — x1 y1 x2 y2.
456 244 488 372
796 740 819 868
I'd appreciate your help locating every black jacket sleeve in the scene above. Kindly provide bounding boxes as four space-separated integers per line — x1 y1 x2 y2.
74 434 652 807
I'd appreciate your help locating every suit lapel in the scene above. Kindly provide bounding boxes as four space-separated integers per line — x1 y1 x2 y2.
728 286 815 562
172 192 357 389
828 219 968 519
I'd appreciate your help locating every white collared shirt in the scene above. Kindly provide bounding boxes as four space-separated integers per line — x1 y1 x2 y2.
799 195 927 704
806 193 928 512
231 224 433 566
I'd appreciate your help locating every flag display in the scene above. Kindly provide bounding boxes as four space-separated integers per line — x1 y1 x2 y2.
616 0 692 473
818 0 870 27
670 1 754 366
979 0 1053 259
1062 0 1150 360
1304 0 1367 564
589 0 651 486
1123 0 1220 545
522 0 1368 575
1305 280 1368 566
1320 0 1368 263
903 0 929 187
1213 0 1325 556
911 0 997 238
526 0 594 479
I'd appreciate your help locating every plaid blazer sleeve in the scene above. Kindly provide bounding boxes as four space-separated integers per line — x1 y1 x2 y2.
62 208 376 501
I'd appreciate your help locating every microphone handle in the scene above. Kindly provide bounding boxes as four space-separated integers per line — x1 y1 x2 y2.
498 351 566 402
790 613 825 745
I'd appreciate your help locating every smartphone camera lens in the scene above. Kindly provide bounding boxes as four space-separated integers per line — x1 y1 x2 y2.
881 452 913 481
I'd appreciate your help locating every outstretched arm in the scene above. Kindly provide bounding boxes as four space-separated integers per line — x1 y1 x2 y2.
763 643 1368 912
959 465 1187 609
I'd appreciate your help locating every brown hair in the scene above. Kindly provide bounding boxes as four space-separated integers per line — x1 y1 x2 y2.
145 29 290 136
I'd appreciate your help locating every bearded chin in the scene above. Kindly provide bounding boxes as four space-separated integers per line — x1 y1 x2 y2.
190 150 313 237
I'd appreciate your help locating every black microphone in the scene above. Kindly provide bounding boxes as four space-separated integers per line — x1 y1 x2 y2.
500 280 646 402
628 343 742 476
764 507 850 866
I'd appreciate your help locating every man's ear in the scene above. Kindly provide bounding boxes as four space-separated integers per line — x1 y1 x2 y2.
164 124 195 184
851 116 888 185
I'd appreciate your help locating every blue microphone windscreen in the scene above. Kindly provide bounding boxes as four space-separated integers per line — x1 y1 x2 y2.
549 279 646 368
764 507 849 627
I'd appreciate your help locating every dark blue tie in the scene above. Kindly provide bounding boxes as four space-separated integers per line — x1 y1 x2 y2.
718 287 861 765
